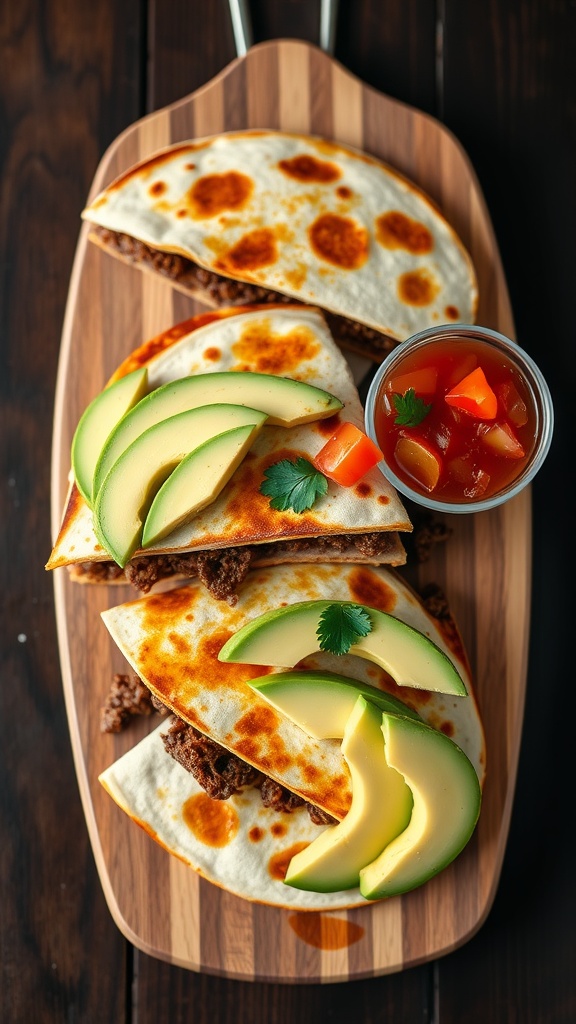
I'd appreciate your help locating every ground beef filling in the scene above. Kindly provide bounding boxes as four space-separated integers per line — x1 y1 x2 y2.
75 532 402 600
100 674 336 823
93 227 398 361
162 718 262 799
100 673 169 732
162 718 337 825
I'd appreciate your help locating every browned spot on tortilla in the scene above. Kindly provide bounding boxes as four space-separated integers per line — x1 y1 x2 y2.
354 481 372 498
236 704 281 737
110 310 246 379
398 269 439 306
278 154 341 183
271 821 287 838
348 566 397 613
168 631 191 656
106 144 201 191
377 494 390 505
139 585 199 629
445 305 460 320
284 264 308 289
220 447 328 539
336 185 353 199
288 913 365 949
203 346 221 361
184 162 196 170
231 319 320 374
302 763 321 783
182 792 239 847
234 736 291 774
188 170 253 218
440 720 455 737
57 485 84 536
314 413 342 437
149 180 167 198
309 213 369 270
219 228 277 273
269 842 310 881
249 826 265 842
376 211 433 253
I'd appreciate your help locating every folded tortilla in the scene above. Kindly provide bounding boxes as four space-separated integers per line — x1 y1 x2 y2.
99 562 485 908
100 720 370 911
100 565 481 909
82 130 478 361
47 305 411 594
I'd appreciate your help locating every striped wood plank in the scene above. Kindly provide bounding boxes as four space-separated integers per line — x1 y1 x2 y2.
50 40 528 982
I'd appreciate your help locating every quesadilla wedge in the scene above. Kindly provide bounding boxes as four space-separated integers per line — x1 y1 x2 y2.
47 305 411 600
99 562 485 909
82 130 478 362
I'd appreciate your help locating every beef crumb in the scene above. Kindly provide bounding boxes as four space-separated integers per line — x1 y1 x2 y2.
260 776 306 813
259 778 336 824
161 719 262 799
411 510 453 562
100 673 156 733
420 582 451 620
194 546 254 604
306 803 338 826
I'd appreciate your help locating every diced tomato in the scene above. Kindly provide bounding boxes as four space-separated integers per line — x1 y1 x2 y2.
313 421 383 486
481 421 525 459
496 381 528 426
445 366 498 420
387 366 438 396
445 352 478 388
393 433 443 491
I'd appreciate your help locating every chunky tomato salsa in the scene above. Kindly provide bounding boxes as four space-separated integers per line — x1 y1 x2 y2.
372 337 537 503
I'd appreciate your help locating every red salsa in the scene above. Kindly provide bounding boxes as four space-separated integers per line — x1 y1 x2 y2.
373 338 538 503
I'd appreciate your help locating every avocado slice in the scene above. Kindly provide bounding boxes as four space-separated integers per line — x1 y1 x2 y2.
250 669 420 738
93 370 342 497
71 367 148 505
94 403 266 566
284 696 413 893
359 713 481 900
142 424 259 547
219 600 467 696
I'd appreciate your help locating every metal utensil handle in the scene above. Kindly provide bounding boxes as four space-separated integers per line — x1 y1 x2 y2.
227 0 339 56
320 0 339 54
228 0 253 56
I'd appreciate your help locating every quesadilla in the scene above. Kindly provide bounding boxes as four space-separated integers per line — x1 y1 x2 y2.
82 130 478 362
99 562 485 910
47 305 411 599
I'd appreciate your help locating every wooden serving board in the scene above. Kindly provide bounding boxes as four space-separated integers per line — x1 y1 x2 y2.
51 40 529 982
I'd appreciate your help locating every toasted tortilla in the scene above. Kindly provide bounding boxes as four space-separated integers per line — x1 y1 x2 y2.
82 131 478 360
100 720 372 911
101 563 485 816
99 562 485 909
47 305 411 588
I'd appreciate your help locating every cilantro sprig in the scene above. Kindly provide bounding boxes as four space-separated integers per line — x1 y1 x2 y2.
392 387 432 427
259 457 328 514
316 603 373 655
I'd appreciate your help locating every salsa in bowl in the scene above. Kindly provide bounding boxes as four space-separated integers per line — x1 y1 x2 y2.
364 324 553 513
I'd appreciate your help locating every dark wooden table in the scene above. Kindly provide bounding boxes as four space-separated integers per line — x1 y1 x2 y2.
1 1 573 1020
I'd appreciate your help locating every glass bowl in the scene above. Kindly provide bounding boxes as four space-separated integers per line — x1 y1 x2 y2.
364 324 554 514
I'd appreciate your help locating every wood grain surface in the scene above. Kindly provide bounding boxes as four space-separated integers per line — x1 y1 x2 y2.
50 40 528 983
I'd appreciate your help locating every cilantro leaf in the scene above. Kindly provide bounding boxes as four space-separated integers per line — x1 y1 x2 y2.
393 388 432 427
260 457 328 514
316 603 373 655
